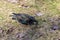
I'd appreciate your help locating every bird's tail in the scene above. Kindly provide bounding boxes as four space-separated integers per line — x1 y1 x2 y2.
12 13 17 15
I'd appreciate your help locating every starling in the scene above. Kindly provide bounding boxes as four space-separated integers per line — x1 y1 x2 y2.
10 13 38 26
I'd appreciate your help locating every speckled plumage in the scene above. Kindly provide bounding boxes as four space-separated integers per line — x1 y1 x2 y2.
11 13 38 25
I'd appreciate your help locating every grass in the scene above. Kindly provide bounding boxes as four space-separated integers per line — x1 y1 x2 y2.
0 0 60 40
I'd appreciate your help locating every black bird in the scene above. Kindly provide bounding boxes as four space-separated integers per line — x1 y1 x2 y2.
10 13 38 26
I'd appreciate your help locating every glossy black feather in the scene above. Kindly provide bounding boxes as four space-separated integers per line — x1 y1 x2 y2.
11 13 38 25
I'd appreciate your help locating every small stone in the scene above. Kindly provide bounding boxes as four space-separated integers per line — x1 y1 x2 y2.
51 25 59 30
35 12 44 16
